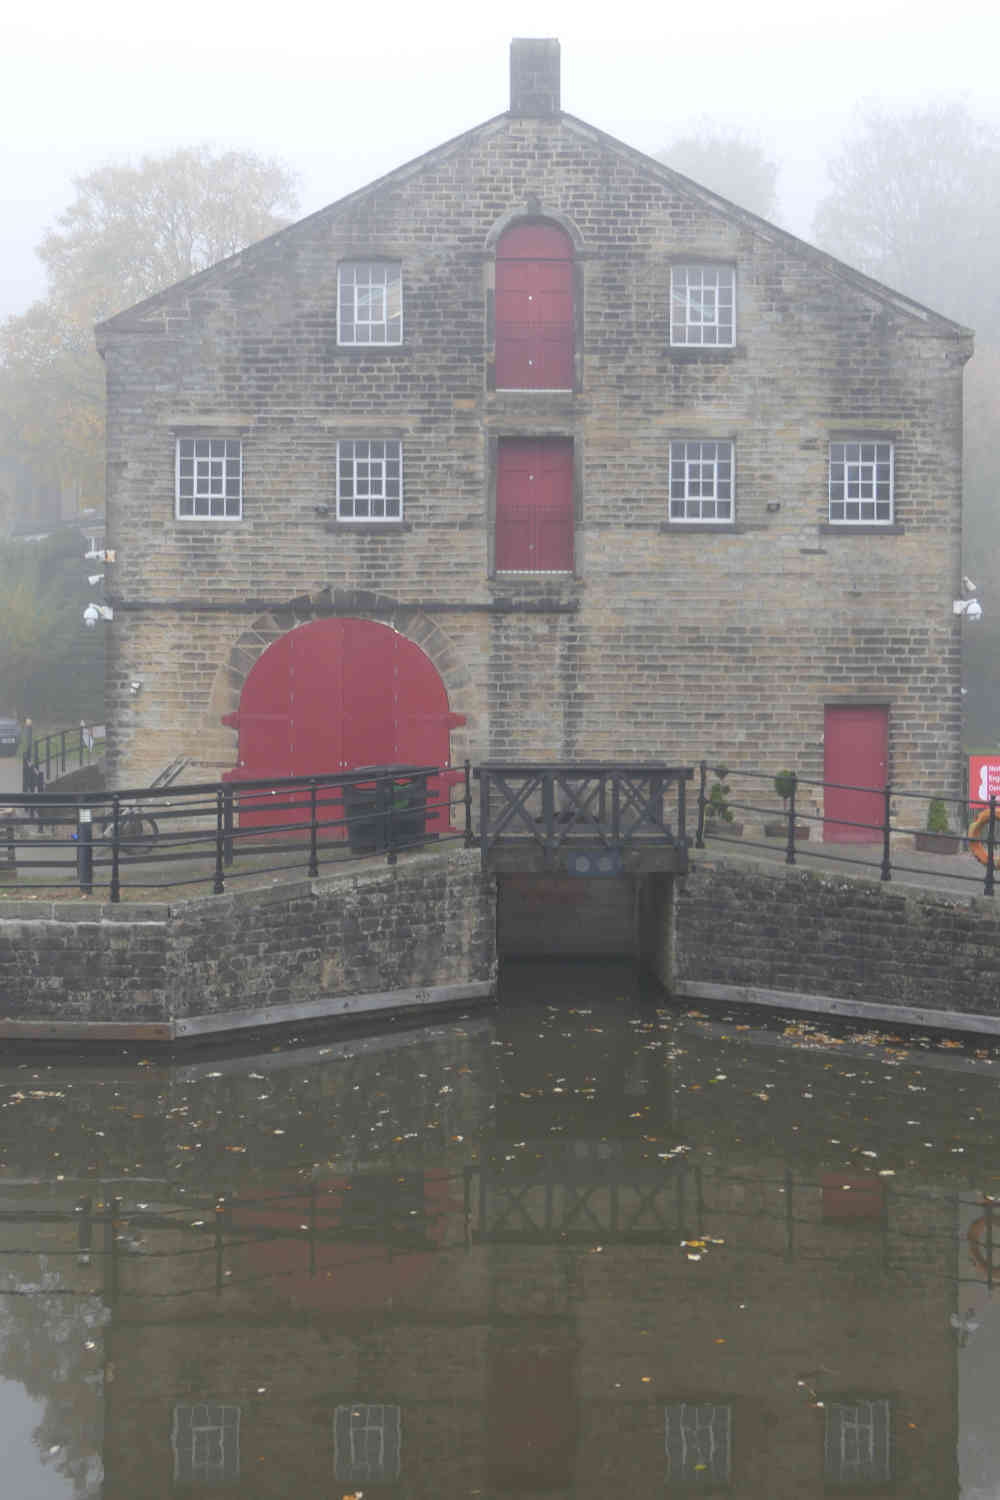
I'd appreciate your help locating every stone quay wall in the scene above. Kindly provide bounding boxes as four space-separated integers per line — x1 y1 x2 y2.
669 852 1000 1031
0 847 496 1041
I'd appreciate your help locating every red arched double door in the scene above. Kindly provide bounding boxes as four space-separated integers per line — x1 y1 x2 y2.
222 619 464 832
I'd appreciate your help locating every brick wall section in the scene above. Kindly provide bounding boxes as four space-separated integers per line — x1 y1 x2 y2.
673 853 1000 1014
96 107 970 804
0 848 496 1028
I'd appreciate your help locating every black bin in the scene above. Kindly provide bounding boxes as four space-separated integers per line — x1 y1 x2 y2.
342 766 431 853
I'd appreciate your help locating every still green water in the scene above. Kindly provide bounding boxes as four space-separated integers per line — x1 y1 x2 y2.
0 961 998 1497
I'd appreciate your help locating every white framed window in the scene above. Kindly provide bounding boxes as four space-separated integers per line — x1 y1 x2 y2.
664 1402 731 1486
669 441 734 523
336 440 403 521
334 1403 401 1484
671 266 735 346
175 438 242 520
172 1403 240 1485
828 442 894 524
338 261 403 345
824 1399 892 1487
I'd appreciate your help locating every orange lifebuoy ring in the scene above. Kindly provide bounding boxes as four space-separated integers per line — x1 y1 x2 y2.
968 809 993 865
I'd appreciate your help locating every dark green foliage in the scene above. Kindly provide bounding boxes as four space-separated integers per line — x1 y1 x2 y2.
774 769 796 806
706 764 734 822
927 797 951 834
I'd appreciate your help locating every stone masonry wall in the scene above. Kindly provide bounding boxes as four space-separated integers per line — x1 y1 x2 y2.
673 852 1000 1017
98 106 970 805
0 847 495 1032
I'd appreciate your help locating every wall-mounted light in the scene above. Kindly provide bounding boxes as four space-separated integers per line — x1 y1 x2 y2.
954 598 984 621
82 603 114 629
87 573 104 587
128 679 143 697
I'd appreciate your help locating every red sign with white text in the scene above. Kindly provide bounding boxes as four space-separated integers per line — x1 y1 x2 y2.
969 756 1000 808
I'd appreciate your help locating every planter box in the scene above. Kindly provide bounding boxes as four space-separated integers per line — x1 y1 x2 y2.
764 820 811 841
705 819 744 838
914 831 960 855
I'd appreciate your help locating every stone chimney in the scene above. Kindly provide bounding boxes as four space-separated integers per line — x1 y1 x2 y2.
509 38 561 117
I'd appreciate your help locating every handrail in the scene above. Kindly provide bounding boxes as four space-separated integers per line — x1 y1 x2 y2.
22 721 104 793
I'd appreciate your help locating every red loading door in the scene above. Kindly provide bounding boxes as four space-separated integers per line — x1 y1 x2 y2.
823 705 888 842
496 222 574 390
496 438 574 572
223 619 464 831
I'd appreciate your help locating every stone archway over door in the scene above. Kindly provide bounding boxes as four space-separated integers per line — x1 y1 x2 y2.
222 619 465 832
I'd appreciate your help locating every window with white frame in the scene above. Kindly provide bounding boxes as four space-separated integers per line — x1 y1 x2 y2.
334 1403 401 1485
336 440 403 521
669 441 734 523
828 441 894 524
664 1402 732 1486
172 1403 240 1485
670 266 735 346
824 1399 892 1487
338 261 403 345
175 438 242 520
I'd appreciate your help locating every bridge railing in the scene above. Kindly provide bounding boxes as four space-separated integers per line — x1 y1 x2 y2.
22 720 105 794
695 761 999 895
0 762 475 903
475 762 693 866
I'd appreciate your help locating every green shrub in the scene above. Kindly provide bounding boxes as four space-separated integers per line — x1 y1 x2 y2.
774 769 796 806
927 797 951 834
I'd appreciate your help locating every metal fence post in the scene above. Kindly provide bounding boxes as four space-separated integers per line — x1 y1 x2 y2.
785 773 798 865
986 796 997 897
308 779 319 878
464 760 474 847
213 789 225 894
3 820 15 883
881 782 892 882
223 785 234 866
109 795 121 904
696 761 707 848
77 807 93 895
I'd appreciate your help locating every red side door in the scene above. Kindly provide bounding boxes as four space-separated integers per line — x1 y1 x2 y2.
496 438 574 572
495 222 574 390
823 705 888 842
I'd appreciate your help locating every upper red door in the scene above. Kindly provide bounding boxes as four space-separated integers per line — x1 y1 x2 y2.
495 223 574 390
496 438 574 572
823 705 888 842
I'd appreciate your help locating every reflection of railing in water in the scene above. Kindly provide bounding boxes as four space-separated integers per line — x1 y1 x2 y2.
0 1166 991 1296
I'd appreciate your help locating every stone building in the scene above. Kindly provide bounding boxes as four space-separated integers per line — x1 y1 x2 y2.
96 38 972 832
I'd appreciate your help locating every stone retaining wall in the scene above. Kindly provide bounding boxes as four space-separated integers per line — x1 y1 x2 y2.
669 852 1000 1030
0 847 496 1041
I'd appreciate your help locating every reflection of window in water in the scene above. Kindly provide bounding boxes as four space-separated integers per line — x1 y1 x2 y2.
172 1403 240 1485
334 1403 401 1484
824 1399 892 1487
664 1402 731 1485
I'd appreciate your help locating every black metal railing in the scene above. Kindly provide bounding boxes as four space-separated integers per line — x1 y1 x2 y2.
474 762 692 866
0 762 475 903
22 720 105 794
695 760 1000 895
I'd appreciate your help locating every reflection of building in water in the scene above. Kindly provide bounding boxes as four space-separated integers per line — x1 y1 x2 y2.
3 1147 952 1497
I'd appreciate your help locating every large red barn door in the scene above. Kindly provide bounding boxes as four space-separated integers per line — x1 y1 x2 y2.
223 620 463 832
823 705 888 843
495 222 574 390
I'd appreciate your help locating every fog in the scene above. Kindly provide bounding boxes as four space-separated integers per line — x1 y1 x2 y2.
4 0 1000 320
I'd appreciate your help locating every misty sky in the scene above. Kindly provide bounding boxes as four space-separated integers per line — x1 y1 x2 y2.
3 0 1000 323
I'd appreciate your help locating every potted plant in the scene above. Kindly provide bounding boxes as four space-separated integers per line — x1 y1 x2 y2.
764 768 811 840
704 765 743 837
915 797 960 855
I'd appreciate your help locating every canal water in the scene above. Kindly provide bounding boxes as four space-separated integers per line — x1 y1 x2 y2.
1 961 999 1498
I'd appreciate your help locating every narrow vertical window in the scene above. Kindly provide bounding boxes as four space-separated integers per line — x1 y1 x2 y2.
175 438 242 519
336 440 403 521
671 266 735 346
172 1404 240 1485
495 223 574 389
338 262 403 345
669 440 734 523
824 1399 892 1487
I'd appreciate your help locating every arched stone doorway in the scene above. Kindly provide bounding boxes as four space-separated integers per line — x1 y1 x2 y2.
222 618 465 831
